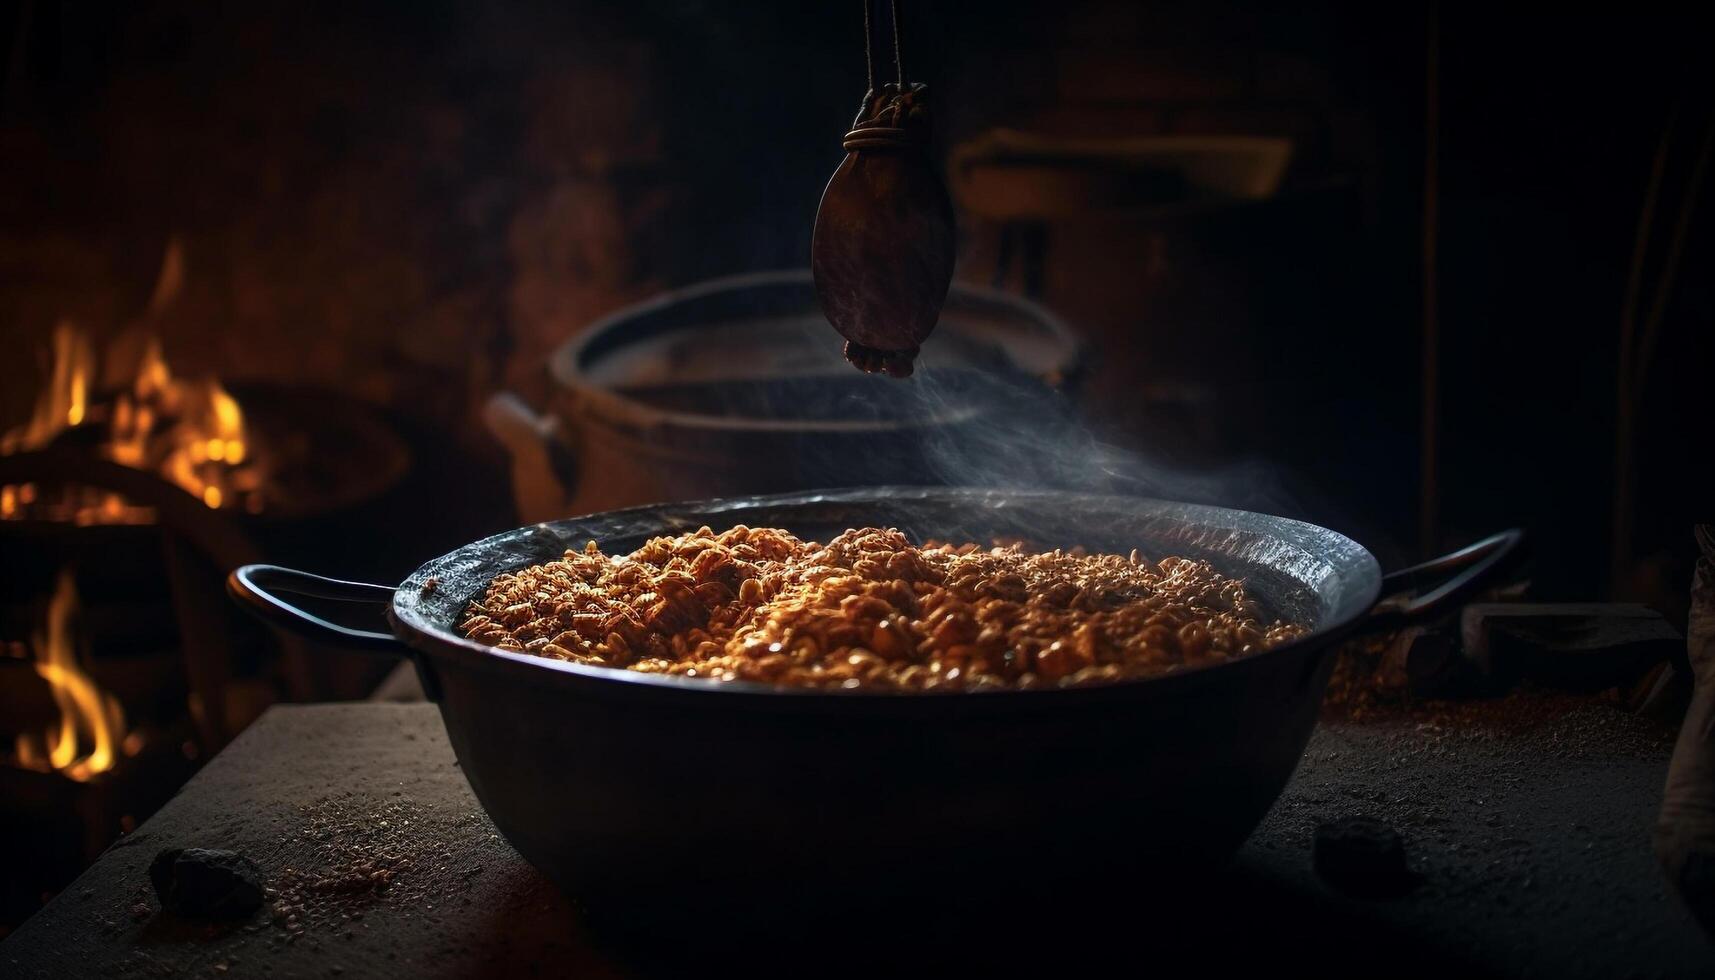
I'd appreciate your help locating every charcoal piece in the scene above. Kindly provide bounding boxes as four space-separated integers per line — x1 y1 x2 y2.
1313 817 1419 898
149 848 265 920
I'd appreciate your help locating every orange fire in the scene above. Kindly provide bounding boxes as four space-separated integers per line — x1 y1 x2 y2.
0 320 93 456
12 569 126 782
1 321 262 522
113 335 254 510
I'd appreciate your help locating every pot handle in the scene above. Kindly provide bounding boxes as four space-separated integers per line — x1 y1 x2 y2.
227 565 401 653
1365 529 1526 629
484 392 579 524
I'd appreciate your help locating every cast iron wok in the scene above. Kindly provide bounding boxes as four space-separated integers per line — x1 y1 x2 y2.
229 487 1519 913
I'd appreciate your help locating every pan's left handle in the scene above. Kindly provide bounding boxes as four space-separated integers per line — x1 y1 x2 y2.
1366 529 1526 629
228 565 401 653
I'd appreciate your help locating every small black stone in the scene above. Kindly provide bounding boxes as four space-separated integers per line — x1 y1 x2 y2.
149 848 265 919
1313 817 1419 898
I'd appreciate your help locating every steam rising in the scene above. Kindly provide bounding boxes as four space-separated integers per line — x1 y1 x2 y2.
911 354 1308 514
792 313 1313 520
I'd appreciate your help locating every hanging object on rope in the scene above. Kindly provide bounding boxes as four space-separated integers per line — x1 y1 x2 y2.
811 0 956 379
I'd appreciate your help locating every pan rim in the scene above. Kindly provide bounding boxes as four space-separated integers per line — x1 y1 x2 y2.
389 486 1381 707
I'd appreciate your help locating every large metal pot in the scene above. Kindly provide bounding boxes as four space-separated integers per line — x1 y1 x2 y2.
485 271 1080 522
228 487 1519 917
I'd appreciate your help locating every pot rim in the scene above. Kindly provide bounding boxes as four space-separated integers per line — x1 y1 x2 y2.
547 270 1082 436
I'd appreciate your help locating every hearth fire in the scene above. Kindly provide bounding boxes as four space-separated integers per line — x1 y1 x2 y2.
9 569 128 782
2 318 261 525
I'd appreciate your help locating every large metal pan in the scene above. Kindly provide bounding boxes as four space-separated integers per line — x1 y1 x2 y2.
228 487 1519 913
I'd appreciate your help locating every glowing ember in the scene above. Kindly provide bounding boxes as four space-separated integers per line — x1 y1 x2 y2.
12 569 127 782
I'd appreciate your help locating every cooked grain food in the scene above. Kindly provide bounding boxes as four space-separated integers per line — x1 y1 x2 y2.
458 526 1307 690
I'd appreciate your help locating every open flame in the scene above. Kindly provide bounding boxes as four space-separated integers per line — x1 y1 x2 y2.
12 569 126 782
1 322 263 522
112 335 254 510
1 320 94 455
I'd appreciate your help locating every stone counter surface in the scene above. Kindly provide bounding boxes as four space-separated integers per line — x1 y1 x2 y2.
3 702 1711 978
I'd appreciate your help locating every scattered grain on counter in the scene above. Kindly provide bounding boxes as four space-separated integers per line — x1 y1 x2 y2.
264 795 493 943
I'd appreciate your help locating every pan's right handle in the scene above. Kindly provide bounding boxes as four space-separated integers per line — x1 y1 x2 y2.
1364 529 1526 630
228 565 401 653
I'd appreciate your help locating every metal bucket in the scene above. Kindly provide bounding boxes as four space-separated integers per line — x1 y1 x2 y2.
487 270 1080 521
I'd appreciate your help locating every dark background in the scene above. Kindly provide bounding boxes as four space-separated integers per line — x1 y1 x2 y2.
1 0 1710 609
0 0 1711 939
